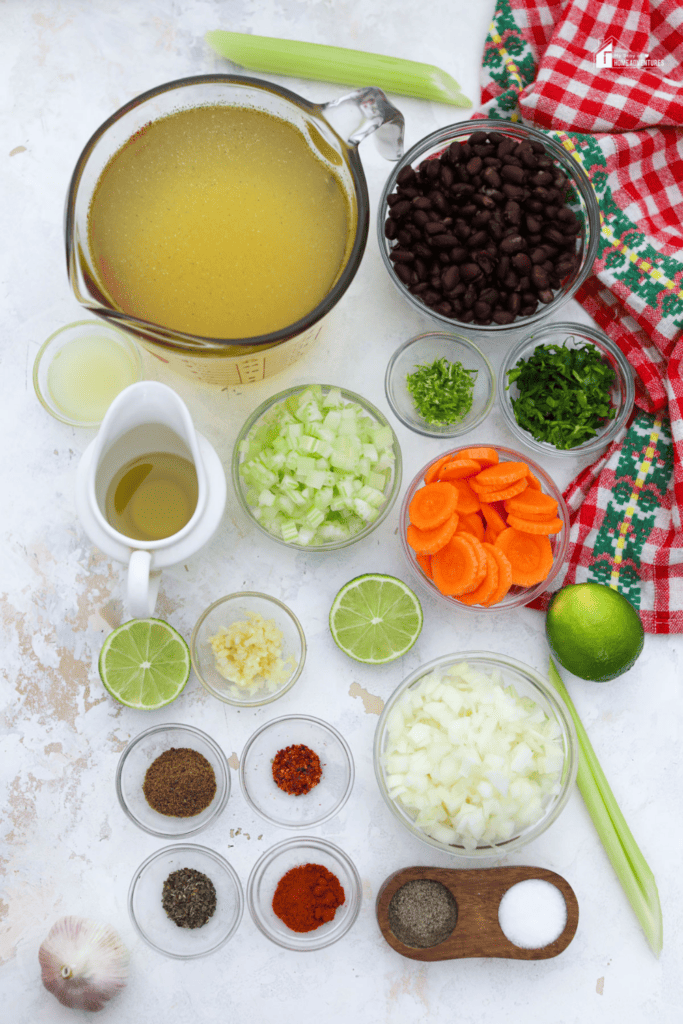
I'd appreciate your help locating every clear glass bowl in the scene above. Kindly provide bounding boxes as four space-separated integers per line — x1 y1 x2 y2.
115 723 230 837
232 384 402 551
190 592 306 707
377 119 600 340
246 836 362 950
374 652 578 861
128 843 243 959
400 444 569 612
33 320 142 427
498 322 636 458
385 331 495 437
239 715 354 828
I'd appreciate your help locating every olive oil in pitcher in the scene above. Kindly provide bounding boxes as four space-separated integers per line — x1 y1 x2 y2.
105 452 198 541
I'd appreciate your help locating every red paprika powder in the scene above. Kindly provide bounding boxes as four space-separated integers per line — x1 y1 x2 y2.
272 863 345 932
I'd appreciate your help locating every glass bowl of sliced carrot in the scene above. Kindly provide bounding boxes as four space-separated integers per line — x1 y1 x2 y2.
399 445 569 611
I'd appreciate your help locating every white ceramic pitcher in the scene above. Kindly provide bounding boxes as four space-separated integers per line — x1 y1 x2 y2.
76 381 226 617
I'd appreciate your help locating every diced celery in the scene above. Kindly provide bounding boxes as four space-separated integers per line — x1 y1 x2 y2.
258 489 275 506
323 387 343 408
280 520 299 543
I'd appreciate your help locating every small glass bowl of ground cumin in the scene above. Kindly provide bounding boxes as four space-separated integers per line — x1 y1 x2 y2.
239 715 354 829
246 836 361 950
128 843 243 959
116 724 230 838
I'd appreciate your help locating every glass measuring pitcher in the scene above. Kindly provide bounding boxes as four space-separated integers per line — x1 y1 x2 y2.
65 74 404 386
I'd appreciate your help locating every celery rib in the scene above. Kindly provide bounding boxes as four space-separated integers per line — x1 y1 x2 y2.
205 31 472 107
549 659 662 956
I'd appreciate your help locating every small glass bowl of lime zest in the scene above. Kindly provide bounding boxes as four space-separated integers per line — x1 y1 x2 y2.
385 333 494 438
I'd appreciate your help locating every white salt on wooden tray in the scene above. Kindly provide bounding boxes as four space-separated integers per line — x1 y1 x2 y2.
498 879 568 949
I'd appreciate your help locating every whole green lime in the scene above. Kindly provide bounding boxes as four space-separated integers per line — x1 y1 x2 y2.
546 582 644 682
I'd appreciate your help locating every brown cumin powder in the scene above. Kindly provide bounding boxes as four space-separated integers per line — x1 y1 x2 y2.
143 747 217 817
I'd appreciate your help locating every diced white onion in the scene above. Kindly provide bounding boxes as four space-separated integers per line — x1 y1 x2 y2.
382 662 565 851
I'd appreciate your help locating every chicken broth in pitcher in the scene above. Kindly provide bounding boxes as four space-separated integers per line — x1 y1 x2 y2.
87 105 354 339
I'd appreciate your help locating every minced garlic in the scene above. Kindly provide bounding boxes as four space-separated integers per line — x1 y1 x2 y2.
208 612 295 691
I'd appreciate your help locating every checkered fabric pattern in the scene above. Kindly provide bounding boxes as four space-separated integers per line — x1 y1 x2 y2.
479 0 683 631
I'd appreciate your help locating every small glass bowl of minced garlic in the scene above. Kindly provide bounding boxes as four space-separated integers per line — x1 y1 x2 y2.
190 592 306 707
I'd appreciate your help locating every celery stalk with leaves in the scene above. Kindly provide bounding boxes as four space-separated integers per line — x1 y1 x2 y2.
205 31 471 106
548 658 662 956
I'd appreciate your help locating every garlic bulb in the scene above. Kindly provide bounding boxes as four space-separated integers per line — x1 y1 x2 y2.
39 916 129 1012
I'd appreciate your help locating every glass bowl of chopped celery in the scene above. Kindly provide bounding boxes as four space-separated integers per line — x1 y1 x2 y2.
499 324 635 458
190 592 306 707
232 384 402 550
374 652 577 860
385 332 495 437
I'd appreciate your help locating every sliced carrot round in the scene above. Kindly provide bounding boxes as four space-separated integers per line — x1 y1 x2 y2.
456 446 500 468
506 514 564 535
457 511 485 542
480 502 507 536
424 454 452 484
457 547 499 606
494 528 554 587
504 489 558 518
432 534 480 596
407 512 459 555
455 531 488 589
474 461 528 489
481 543 513 605
472 478 529 503
438 458 482 480
449 478 481 515
526 470 542 491
415 552 433 579
409 482 458 530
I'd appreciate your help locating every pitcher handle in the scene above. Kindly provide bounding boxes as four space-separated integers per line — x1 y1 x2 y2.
320 88 404 161
128 550 162 619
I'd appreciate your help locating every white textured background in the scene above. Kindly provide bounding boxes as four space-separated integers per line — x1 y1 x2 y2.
1 2 681 1022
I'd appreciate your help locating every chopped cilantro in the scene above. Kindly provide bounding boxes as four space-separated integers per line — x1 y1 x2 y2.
406 357 477 425
507 341 616 449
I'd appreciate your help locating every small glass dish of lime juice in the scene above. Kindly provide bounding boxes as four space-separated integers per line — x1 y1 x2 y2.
33 320 143 427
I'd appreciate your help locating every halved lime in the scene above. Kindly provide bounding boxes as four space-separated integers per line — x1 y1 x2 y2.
99 618 191 708
329 574 423 664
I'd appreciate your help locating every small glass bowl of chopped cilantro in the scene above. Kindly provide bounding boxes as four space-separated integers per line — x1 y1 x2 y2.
499 324 635 458
385 332 494 438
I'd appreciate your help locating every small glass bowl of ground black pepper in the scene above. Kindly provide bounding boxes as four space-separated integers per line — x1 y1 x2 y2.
498 323 635 458
385 331 494 437
116 723 230 838
128 843 243 959
239 715 354 828
378 120 600 340
246 836 362 950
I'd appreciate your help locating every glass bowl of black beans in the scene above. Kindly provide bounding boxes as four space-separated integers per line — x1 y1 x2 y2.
378 120 600 338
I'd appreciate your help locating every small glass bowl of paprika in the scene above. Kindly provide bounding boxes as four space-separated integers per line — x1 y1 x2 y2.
246 836 362 950
239 715 355 829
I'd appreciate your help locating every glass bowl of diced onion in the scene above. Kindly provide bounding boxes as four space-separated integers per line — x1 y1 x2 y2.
232 384 402 551
190 592 306 707
373 652 578 860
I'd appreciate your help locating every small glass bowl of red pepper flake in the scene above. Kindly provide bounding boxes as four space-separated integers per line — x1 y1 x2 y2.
247 836 362 950
239 715 354 829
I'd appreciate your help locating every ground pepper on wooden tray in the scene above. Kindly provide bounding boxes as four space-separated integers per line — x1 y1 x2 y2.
271 744 322 795
143 747 217 817
272 863 345 932
162 867 217 928
388 879 458 947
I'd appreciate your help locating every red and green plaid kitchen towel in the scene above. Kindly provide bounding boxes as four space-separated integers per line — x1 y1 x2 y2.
479 0 683 631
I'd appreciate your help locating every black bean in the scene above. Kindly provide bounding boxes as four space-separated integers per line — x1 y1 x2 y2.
512 253 532 275
441 265 460 291
449 246 469 264
499 233 526 254
389 249 414 263
493 310 515 325
460 263 482 282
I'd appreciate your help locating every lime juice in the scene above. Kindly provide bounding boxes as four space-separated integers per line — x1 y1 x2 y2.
47 332 140 423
